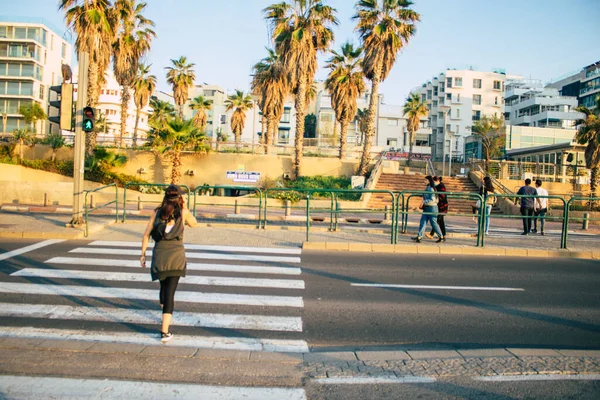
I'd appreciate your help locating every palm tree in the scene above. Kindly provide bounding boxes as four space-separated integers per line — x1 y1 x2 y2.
165 56 195 118
189 95 213 131
60 0 115 156
403 92 428 165
575 96 600 201
354 0 420 176
148 98 175 132
355 108 368 145
251 48 288 155
325 42 365 159
46 132 66 162
112 0 155 147
19 103 47 135
149 117 198 184
12 128 34 162
264 0 337 177
225 90 253 150
132 63 156 146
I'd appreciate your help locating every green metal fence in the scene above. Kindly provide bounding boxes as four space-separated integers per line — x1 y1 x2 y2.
564 196 600 249
192 185 263 228
83 183 118 237
484 193 568 248
122 183 191 223
395 190 485 245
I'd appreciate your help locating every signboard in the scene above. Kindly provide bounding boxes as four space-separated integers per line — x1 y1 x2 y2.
226 171 261 183
351 176 365 189
380 151 431 161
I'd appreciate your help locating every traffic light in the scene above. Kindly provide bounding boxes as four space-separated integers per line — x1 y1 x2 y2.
82 106 95 132
48 83 74 131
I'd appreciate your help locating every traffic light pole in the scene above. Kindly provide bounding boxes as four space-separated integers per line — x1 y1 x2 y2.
71 51 89 225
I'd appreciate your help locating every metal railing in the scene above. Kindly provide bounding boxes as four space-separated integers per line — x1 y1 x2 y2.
564 196 600 249
122 183 191 223
192 185 263 228
83 183 118 237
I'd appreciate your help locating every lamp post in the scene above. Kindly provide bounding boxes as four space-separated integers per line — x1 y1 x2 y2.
440 105 450 176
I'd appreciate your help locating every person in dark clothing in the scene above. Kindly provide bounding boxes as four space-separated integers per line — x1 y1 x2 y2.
141 184 198 342
516 178 537 235
428 176 448 239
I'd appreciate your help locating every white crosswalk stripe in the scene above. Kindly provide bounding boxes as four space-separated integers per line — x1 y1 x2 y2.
3 241 307 352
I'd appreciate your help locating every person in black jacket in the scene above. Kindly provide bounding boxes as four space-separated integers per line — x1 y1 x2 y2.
427 176 448 239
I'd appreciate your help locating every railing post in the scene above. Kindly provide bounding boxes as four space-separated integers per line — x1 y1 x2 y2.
114 184 119 223
122 184 128 223
89 194 95 209
306 193 311 242
582 212 590 230
562 199 570 249
234 199 240 214
137 196 142 211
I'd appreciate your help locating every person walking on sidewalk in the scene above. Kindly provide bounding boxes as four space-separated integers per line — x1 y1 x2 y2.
427 176 447 239
517 178 537 235
141 184 198 342
481 177 496 235
532 179 548 235
412 175 444 243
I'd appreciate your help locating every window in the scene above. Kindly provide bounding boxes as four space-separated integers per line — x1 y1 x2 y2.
456 109 460 118
439 97 444 105
61 43 66 59
421 93 426 102
446 93 452 101
281 107 291 123
278 128 290 144
320 113 334 122
433 86 438 96
457 93 460 102
432 100 438 107
387 138 397 147
427 90 432 100
494 96 499 105
456 125 459 135
387 119 399 126
50 35 54 51
220 114 227 124
446 77 452 88
473 94 482 105
438 112 444 119
493 80 501 90
472 110 481 121
204 89 215 96
39 84 45 100
473 79 482 89
455 77 463 87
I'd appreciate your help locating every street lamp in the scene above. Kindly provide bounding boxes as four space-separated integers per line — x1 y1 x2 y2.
440 105 450 176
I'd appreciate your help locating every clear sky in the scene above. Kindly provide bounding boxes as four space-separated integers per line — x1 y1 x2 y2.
2 0 599 105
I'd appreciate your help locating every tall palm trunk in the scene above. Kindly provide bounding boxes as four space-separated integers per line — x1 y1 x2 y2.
133 107 140 147
339 121 348 159
293 77 308 177
407 128 415 166
591 167 598 202
119 87 131 147
261 117 267 153
171 150 182 184
267 116 279 156
359 68 381 176
178 104 184 119
85 62 100 157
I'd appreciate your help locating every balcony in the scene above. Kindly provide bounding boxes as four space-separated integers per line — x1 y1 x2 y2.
580 85 600 96
584 68 600 80
0 48 41 62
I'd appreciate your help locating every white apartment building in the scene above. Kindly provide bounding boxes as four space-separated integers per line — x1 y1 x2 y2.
69 69 152 145
0 17 72 136
418 68 519 162
504 79 584 129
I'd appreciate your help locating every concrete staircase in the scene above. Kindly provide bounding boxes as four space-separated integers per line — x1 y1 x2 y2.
367 173 503 215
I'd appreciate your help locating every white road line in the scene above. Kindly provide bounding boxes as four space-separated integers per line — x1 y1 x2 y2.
0 303 302 332
12 268 305 289
0 239 65 261
474 374 600 382
0 283 304 308
45 257 302 275
70 247 302 263
0 376 307 400
89 240 302 255
315 376 436 384
351 283 525 292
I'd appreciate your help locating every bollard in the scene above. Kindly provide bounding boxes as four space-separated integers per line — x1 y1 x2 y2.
137 196 143 211
43 193 48 207
384 205 389 221
582 212 589 230
285 200 291 217
234 199 240 214
89 194 95 209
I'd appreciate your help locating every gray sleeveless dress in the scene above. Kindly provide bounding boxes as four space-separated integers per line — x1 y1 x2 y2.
150 212 186 281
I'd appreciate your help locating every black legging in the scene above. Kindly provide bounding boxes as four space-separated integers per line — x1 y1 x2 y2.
430 215 447 237
159 276 180 314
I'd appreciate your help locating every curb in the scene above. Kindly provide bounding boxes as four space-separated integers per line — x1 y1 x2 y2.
302 242 600 260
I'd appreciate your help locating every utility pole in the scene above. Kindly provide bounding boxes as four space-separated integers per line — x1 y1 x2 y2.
71 51 89 225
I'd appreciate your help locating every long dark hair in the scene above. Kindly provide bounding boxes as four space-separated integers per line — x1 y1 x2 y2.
483 176 494 194
425 175 435 188
156 184 184 221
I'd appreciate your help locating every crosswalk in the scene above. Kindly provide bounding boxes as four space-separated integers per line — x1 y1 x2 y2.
0 240 308 352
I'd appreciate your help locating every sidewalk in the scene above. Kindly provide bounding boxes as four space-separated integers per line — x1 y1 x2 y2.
1 211 599 260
